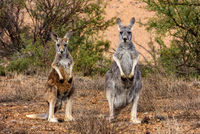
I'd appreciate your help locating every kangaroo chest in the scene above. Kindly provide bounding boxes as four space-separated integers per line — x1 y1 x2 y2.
48 66 73 96
59 58 71 72
120 51 133 76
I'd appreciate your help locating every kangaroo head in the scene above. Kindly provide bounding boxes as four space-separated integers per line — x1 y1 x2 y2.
51 32 70 55
116 17 135 43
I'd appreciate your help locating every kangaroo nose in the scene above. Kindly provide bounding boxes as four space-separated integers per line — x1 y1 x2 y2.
123 37 127 42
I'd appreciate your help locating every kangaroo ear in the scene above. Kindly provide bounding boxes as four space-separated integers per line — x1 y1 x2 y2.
64 31 70 40
51 32 58 42
129 17 135 29
116 18 123 30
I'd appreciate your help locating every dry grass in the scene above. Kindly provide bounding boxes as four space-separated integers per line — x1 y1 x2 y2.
0 74 45 102
71 116 116 134
0 73 199 133
139 74 199 113
75 75 105 90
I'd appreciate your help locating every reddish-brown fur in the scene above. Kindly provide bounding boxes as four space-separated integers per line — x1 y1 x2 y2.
26 32 74 122
47 66 74 96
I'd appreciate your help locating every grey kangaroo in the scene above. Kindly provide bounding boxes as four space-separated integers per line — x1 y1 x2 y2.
105 17 142 124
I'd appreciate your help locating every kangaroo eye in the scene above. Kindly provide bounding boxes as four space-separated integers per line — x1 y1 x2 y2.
128 31 131 34
57 44 60 47
64 44 67 47
120 32 123 35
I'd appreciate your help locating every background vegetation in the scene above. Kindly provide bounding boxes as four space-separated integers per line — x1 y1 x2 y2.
0 0 114 76
0 0 199 79
142 0 200 79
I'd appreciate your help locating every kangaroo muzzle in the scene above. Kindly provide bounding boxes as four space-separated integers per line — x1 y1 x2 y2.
123 36 128 42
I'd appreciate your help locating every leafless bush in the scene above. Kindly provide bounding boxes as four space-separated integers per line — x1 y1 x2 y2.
0 0 26 57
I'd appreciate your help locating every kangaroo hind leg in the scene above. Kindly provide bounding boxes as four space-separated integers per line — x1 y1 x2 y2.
64 97 74 121
130 93 141 124
47 86 58 123
105 81 115 122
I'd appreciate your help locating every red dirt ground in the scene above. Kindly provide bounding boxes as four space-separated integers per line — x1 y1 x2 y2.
0 75 199 134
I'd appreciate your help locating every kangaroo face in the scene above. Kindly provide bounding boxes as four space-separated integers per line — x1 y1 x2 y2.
56 38 68 55
119 27 132 43
116 17 135 43
51 32 70 55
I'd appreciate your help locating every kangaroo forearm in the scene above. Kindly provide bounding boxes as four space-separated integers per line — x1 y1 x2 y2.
113 55 124 75
52 63 63 79
131 56 139 75
69 62 74 77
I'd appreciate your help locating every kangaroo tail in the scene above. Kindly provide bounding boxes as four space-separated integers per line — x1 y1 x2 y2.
26 112 48 119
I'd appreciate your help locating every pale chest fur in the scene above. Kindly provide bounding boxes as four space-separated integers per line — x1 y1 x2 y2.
59 58 71 73
120 51 132 76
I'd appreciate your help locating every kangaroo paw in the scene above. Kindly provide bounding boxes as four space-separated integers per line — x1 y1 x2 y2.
131 118 141 124
59 79 64 83
120 73 126 81
48 117 58 123
106 116 115 123
64 116 74 121
128 74 134 81
68 77 73 83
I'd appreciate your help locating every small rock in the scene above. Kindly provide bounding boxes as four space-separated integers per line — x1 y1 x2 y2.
142 116 150 124
3 103 7 106
10 120 17 123
193 82 200 87
155 115 166 121
2 129 11 133
145 131 150 134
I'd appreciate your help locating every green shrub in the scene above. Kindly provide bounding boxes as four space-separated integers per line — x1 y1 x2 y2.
139 64 154 78
159 43 200 78
0 65 6 76
71 39 111 76
7 58 31 73
159 44 181 75
6 40 55 73
143 0 200 78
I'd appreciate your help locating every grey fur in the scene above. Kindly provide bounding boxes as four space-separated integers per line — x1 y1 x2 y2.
105 17 142 123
